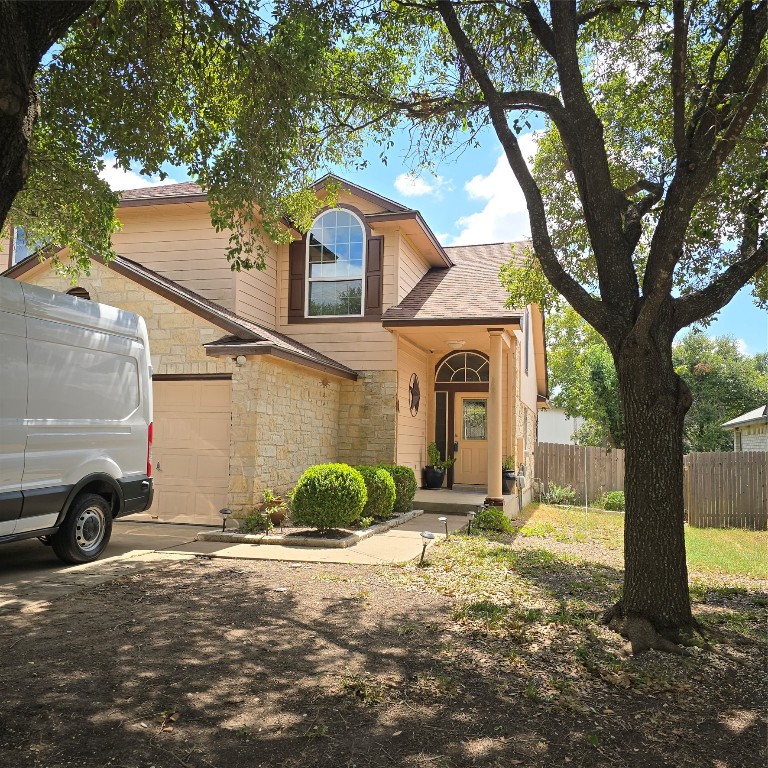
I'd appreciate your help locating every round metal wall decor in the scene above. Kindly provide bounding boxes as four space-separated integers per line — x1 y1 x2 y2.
409 373 421 416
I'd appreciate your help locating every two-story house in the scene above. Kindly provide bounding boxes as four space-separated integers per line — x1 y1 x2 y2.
3 175 547 525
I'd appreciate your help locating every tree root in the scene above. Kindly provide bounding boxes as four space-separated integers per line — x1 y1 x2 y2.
600 601 709 656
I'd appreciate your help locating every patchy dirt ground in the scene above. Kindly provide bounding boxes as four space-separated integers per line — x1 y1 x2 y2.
0 528 765 768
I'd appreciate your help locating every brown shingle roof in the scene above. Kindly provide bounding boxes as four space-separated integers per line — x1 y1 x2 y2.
108 255 356 378
383 241 529 323
119 182 205 201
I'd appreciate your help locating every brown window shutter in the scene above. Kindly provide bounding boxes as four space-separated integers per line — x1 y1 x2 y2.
364 235 384 318
288 237 306 320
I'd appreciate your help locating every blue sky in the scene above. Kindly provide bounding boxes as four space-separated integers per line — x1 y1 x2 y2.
101 128 767 356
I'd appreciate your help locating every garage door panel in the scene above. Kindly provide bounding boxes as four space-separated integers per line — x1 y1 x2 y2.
144 379 232 525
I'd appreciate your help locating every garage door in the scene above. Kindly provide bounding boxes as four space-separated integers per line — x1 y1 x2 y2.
147 379 231 525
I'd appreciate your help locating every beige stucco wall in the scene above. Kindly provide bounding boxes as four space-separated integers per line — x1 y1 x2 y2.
396 340 429 478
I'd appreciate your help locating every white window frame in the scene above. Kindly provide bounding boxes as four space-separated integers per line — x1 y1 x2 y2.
305 208 366 319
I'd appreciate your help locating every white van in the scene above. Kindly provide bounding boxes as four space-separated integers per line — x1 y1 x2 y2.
0 275 153 563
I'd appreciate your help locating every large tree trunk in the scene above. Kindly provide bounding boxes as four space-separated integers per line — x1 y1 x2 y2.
606 327 695 653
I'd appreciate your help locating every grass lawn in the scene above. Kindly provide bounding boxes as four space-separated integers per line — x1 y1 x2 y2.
518 502 768 579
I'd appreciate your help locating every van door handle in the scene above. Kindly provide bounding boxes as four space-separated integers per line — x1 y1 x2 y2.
156 461 161 471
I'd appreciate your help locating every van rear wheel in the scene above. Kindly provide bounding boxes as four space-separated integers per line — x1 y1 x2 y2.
51 493 113 564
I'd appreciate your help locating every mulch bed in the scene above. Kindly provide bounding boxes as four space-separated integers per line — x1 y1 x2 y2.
0 550 764 768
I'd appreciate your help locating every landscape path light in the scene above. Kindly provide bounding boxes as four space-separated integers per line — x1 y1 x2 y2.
219 508 232 533
419 530 436 565
466 510 476 535
438 516 449 538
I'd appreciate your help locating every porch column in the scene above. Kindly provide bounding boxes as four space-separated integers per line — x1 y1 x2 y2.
486 329 504 504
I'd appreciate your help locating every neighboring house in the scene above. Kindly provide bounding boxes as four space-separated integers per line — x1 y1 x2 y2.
3 176 547 524
538 407 584 445
721 405 768 452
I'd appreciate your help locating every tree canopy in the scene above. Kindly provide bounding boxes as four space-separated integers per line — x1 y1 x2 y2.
547 305 768 451
1 0 362 279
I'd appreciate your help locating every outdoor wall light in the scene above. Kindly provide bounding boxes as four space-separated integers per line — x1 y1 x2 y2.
419 530 436 565
466 510 476 535
438 516 449 538
446 340 466 350
219 507 232 532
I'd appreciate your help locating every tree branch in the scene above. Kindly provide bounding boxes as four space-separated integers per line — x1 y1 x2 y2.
435 0 614 335
672 239 767 330
671 1 688 155
520 1 556 57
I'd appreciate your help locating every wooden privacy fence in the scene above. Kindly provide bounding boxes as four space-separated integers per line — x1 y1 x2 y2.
683 451 767 530
534 443 768 530
535 442 625 504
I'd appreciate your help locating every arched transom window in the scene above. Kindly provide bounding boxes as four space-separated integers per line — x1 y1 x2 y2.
436 352 489 383
306 209 365 317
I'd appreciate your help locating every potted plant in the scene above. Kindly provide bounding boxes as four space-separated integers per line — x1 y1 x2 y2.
258 488 288 531
502 456 517 495
423 442 455 489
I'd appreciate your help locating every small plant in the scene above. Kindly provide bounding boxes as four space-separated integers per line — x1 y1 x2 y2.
378 465 418 513
354 465 396 521
542 483 578 505
426 442 455 469
239 510 273 534
474 506 513 533
600 490 625 511
502 455 515 471
291 463 367 531
358 516 374 529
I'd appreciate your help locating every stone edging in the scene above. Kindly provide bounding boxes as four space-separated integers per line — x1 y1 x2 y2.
196 509 425 549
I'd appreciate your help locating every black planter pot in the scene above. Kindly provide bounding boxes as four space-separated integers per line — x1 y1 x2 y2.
502 471 517 495
423 466 446 489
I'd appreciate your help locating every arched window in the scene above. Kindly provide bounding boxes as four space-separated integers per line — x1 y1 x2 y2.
306 209 365 317
435 352 489 383
66 287 91 300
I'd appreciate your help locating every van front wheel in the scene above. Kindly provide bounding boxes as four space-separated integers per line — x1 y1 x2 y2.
51 493 113 564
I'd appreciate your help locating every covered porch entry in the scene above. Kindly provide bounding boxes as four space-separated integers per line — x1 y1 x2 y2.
390 320 522 506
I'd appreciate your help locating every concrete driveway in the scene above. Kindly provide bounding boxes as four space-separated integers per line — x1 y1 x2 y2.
0 520 216 613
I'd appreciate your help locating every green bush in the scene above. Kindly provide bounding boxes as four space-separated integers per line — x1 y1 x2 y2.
543 483 577 506
291 464 367 531
239 510 272 534
474 506 513 533
600 490 625 512
354 465 396 521
378 465 418 513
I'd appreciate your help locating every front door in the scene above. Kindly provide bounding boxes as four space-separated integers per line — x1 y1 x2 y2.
453 395 488 485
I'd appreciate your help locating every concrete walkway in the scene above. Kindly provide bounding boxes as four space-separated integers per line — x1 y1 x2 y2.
0 514 466 613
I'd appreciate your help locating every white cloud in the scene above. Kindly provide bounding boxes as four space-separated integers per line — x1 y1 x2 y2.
735 338 749 355
447 133 539 246
394 172 450 198
99 162 181 192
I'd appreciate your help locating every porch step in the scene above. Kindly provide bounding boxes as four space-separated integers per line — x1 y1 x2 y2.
413 488 488 516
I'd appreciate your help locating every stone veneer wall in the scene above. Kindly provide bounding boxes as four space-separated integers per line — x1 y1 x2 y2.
337 370 398 466
230 356 342 510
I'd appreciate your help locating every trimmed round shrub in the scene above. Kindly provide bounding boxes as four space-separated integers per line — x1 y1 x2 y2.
475 506 513 533
291 464 367 531
354 465 396 521
378 465 418 513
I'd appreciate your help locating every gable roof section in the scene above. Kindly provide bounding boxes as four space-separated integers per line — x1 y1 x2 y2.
722 405 768 429
3 253 357 381
383 241 528 325
119 182 207 207
312 173 411 213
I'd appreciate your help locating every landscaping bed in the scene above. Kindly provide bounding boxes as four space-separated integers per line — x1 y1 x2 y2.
197 508 424 548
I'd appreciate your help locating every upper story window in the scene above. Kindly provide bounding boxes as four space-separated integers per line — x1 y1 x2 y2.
306 209 365 317
436 352 490 383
